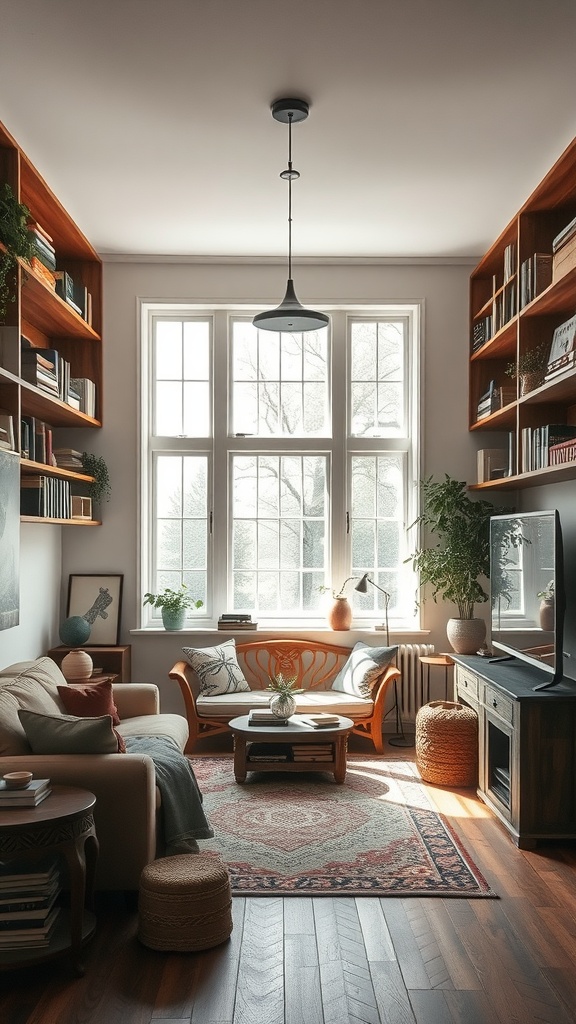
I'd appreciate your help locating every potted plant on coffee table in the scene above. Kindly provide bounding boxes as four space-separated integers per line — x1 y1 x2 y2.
143 584 203 630
267 673 304 719
406 475 508 654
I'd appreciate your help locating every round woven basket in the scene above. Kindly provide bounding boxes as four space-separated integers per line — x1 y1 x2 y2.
138 854 232 951
415 700 478 787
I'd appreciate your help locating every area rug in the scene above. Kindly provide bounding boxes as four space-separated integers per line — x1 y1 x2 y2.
193 757 496 898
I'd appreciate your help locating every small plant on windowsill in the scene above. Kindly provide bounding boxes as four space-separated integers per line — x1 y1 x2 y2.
319 577 358 600
143 585 203 630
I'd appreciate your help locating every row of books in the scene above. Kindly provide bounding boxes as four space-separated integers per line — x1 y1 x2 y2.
21 416 55 465
20 474 71 518
218 613 258 630
26 220 93 326
246 742 335 763
21 341 96 415
0 855 61 950
519 253 553 309
520 424 576 473
503 242 516 284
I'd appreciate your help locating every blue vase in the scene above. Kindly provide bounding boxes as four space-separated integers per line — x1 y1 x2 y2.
59 615 91 646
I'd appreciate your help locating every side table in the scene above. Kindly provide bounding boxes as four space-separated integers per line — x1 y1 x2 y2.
419 654 455 707
0 786 99 975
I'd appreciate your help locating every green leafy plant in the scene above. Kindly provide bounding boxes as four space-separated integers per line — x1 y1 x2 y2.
143 584 203 613
537 579 554 602
266 672 304 696
0 183 36 323
81 452 111 505
505 343 547 379
406 475 508 619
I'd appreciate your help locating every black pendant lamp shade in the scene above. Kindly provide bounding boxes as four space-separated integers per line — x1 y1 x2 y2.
253 99 329 333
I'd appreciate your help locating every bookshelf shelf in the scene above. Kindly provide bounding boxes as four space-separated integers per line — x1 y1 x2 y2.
469 136 576 486
0 117 103 524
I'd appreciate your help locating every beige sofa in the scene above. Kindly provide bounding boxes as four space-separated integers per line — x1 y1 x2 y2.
170 638 401 754
0 657 189 892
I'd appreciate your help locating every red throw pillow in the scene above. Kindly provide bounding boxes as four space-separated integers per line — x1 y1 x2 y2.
57 680 121 726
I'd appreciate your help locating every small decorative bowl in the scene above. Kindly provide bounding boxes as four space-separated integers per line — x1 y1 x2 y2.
2 771 33 790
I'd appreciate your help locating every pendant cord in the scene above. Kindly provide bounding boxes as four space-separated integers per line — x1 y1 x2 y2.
287 112 293 280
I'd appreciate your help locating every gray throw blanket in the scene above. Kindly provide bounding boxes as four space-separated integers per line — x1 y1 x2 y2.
125 736 214 853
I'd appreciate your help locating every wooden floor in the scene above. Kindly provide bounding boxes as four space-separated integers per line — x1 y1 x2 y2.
3 738 576 1024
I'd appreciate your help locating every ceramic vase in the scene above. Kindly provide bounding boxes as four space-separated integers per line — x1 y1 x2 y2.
539 599 554 631
161 607 186 630
327 597 352 631
446 617 486 655
61 649 93 681
269 692 297 719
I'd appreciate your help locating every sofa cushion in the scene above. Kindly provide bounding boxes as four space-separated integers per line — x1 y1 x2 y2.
118 713 189 752
331 642 398 698
197 690 372 720
57 680 120 725
182 640 250 696
0 658 68 756
18 709 125 754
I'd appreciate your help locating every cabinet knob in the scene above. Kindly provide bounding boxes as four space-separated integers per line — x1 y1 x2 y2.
492 698 498 708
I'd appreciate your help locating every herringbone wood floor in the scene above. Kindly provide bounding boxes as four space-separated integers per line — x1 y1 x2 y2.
3 739 576 1024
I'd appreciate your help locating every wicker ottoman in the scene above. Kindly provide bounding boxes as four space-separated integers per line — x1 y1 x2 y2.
138 854 232 951
415 700 478 787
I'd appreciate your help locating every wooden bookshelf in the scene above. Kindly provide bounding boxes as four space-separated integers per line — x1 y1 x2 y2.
0 118 103 524
469 137 576 489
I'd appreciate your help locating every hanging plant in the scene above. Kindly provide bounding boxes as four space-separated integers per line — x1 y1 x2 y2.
81 452 111 505
0 183 36 323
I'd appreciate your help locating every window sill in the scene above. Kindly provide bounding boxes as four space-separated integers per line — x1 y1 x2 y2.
131 626 430 640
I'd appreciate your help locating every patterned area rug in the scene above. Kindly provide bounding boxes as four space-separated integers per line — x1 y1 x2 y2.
193 757 496 898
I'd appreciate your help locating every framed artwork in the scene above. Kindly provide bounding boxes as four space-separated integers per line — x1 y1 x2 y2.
67 574 123 645
0 449 20 630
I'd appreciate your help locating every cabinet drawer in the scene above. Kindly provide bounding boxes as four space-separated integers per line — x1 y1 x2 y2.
483 684 514 724
455 666 479 702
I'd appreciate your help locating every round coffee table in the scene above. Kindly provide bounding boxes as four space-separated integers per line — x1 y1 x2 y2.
229 714 354 784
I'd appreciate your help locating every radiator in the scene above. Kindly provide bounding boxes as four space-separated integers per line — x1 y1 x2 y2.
395 643 435 722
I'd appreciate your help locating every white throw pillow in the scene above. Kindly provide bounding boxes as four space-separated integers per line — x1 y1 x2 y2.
182 639 250 696
331 642 398 698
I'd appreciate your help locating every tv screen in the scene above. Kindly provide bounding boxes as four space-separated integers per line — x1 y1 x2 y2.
490 510 565 686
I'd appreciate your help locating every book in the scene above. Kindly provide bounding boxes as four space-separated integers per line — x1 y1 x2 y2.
0 787 51 808
0 892 59 925
477 448 508 484
298 714 341 729
0 778 50 798
552 214 576 253
218 621 258 629
26 219 54 245
0 905 60 943
0 858 59 885
29 256 56 288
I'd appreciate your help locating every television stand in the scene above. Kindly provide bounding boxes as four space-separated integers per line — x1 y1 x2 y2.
452 655 576 848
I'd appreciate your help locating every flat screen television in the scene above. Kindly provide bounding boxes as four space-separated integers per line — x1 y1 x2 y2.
490 509 565 690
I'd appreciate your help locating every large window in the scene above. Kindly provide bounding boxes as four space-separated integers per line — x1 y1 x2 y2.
141 305 421 628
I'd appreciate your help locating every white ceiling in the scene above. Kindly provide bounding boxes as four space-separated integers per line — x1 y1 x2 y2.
2 0 576 261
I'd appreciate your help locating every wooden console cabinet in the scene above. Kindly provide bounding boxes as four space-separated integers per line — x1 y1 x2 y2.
452 655 576 848
47 645 131 682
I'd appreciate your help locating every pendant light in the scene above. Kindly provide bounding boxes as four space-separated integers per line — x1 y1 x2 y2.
253 98 329 333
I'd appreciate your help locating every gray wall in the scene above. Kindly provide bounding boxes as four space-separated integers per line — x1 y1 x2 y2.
4 260 574 707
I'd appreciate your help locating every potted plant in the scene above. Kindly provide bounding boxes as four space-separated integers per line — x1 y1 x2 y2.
81 453 111 508
505 343 547 396
407 475 507 654
267 672 304 719
143 584 203 630
0 183 36 323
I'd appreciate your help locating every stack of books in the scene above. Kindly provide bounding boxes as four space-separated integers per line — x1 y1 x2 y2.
291 743 333 761
248 708 290 727
0 858 61 951
70 377 96 417
298 713 341 730
52 448 84 471
27 219 57 290
0 778 51 807
218 613 258 630
20 348 59 397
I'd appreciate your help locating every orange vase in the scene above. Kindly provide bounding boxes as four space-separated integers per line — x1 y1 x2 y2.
327 597 352 631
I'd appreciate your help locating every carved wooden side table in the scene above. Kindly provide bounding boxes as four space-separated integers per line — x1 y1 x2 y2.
0 785 98 974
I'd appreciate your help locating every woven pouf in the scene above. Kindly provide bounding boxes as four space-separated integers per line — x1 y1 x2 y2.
138 854 232 951
415 700 478 787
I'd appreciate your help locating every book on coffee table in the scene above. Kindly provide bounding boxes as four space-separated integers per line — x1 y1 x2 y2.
298 713 341 729
248 709 289 726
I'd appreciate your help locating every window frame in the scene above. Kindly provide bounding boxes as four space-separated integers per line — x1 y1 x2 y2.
139 301 422 629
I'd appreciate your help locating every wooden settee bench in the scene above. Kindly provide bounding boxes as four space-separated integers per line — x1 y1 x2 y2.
169 638 401 754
